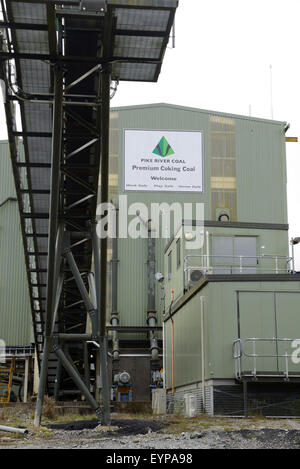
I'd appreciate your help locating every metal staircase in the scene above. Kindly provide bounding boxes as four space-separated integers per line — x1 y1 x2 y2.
0 359 14 403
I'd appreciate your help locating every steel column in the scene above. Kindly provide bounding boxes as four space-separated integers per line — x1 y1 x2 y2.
99 65 110 338
91 219 111 425
99 335 111 425
34 336 51 426
34 66 63 427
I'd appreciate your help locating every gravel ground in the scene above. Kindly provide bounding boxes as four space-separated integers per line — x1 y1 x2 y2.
1 415 300 449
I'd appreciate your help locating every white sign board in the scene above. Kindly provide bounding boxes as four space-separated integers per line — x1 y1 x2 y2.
124 130 203 192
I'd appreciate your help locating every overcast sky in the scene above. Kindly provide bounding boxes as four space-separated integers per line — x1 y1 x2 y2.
1 0 300 266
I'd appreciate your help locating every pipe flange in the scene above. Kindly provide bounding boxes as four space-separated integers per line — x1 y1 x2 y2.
110 313 119 324
112 346 119 355
150 343 159 352
147 312 157 324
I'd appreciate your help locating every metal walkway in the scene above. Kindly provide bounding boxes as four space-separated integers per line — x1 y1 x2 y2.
0 0 178 424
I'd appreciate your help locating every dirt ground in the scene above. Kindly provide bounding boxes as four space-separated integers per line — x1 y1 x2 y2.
1 404 300 449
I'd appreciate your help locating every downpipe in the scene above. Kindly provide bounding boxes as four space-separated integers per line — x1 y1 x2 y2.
147 220 159 363
111 208 120 362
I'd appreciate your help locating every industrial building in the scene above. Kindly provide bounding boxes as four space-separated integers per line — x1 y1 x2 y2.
1 99 300 416
0 0 299 420
160 106 300 417
102 103 300 416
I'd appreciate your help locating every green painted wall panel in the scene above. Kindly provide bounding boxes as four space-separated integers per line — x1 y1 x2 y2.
208 281 300 379
164 280 300 385
238 291 277 372
164 291 206 389
0 141 33 346
235 118 287 224
275 292 300 373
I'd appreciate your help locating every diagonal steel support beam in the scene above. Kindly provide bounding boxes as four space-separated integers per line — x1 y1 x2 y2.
51 273 64 336
64 237 98 336
61 169 96 194
65 194 95 212
65 109 99 136
88 272 97 310
66 138 98 160
65 64 102 91
53 344 102 422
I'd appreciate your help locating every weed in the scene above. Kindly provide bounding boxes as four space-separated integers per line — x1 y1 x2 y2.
42 396 57 420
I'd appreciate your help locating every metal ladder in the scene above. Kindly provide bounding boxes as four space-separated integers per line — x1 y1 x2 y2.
0 359 14 403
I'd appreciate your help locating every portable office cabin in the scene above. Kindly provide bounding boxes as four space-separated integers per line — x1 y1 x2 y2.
163 275 300 416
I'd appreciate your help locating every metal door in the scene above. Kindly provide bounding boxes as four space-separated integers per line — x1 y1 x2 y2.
238 291 278 373
275 292 300 374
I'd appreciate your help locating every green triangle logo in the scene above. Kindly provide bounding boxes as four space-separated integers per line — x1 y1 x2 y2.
153 136 175 157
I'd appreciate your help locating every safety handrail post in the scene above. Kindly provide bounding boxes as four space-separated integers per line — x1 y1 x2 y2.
184 254 291 281
285 341 289 380
253 340 257 378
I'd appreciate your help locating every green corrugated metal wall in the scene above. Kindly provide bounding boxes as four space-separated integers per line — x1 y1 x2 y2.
112 104 210 328
0 141 33 346
111 104 286 328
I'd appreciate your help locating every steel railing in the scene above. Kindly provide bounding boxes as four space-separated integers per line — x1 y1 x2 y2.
0 345 34 359
184 254 293 287
233 338 300 380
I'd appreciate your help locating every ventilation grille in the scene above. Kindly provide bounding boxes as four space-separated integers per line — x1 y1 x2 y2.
214 384 300 417
210 115 237 221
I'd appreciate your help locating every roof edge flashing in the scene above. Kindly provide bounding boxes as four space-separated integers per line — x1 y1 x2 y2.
111 102 286 125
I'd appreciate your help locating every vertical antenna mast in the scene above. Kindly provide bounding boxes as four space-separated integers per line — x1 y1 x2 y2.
171 20 175 48
270 64 274 119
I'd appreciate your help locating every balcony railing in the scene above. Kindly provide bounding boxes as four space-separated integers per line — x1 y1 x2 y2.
233 338 300 381
184 254 293 288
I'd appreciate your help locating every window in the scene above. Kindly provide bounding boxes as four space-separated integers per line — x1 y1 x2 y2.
212 236 257 274
176 238 181 269
210 115 237 221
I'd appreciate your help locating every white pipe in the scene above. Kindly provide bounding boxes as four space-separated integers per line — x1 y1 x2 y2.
206 231 210 268
200 296 205 412
0 425 28 435
163 321 166 389
119 354 163 357
23 357 29 403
